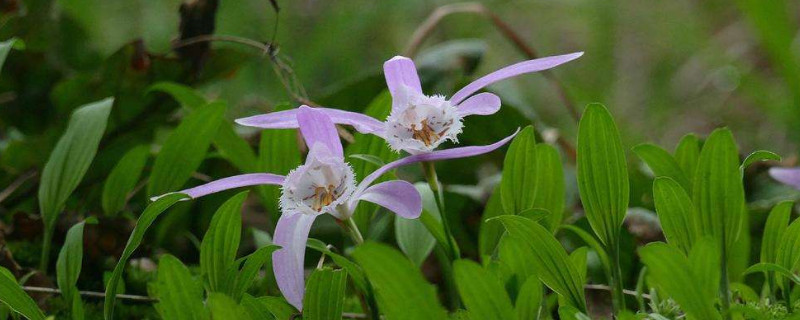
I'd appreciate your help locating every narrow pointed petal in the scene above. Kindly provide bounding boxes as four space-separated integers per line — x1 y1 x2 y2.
150 173 285 201
455 92 501 117
273 213 317 311
355 180 422 219
449 52 584 105
384 56 423 99
770 167 800 189
235 107 385 135
297 106 344 158
353 129 519 197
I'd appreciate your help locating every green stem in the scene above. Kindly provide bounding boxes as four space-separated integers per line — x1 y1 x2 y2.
421 161 460 260
609 240 626 314
344 218 364 245
39 228 53 274
720 240 732 320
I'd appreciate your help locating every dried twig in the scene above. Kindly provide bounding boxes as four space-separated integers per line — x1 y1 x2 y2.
585 283 652 300
22 286 156 302
0 170 36 204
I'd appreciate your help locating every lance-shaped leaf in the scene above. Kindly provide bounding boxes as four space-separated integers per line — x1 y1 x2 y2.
515 277 543 320
639 241 721 320
200 192 246 293
479 186 505 259
777 218 800 274
352 242 448 319
230 245 280 301
577 103 629 247
102 145 149 216
306 239 368 292
533 144 566 231
207 293 249 319
559 225 612 280
303 268 348 320
0 267 46 320
258 127 301 221
633 143 691 192
454 259 515 320
674 133 701 184
56 218 95 316
147 101 225 197
0 38 17 71
153 254 208 320
762 201 792 265
395 183 437 267
104 193 187 319
39 98 113 232
652 177 698 253
494 215 587 311
741 150 781 174
692 128 745 251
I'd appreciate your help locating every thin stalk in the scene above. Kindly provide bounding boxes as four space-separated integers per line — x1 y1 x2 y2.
720 238 732 320
344 217 365 245
784 278 792 312
39 228 53 273
609 239 626 314
421 161 459 260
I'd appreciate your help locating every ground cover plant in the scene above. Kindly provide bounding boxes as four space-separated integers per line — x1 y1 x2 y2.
1 1 800 319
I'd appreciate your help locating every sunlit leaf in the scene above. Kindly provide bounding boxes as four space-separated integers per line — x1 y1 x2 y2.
633 143 691 191
740 150 781 174
652 177 698 253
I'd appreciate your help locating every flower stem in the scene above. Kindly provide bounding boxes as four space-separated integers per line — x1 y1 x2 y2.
720 240 732 320
344 217 364 245
39 228 53 274
421 161 460 260
609 239 626 314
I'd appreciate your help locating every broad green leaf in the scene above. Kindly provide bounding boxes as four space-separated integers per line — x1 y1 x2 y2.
39 98 113 231
104 193 187 319
395 183 437 267
56 218 94 315
576 103 629 247
454 259 515 320
741 150 781 174
633 143 691 191
674 133 701 183
515 277 543 320
639 242 721 320
692 128 745 251
231 245 280 301
493 215 586 311
345 92 398 232
498 236 538 286
200 192 246 293
532 144 566 231
306 239 368 292
557 305 591 320
744 263 800 284
569 247 589 283
303 268 348 320
352 242 448 320
777 218 800 273
247 295 297 319
0 267 46 320
652 177 698 253
150 82 258 173
0 38 16 71
687 238 721 300
101 145 149 216
479 186 505 259
154 255 208 320
501 126 538 216
559 225 612 280
761 201 792 265
258 128 301 221
147 101 225 197
207 293 248 319
240 295 276 320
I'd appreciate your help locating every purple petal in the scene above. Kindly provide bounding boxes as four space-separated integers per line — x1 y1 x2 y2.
235 107 385 135
298 106 344 158
770 167 800 189
353 129 519 197
449 52 584 105
384 56 422 99
455 92 501 117
273 212 318 311
355 180 422 219
150 173 285 201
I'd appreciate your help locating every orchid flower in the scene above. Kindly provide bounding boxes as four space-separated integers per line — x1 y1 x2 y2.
156 106 517 310
769 167 800 190
236 52 581 154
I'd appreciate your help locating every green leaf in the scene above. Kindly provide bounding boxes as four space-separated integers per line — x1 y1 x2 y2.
479 186 505 259
741 150 781 174
39 97 113 230
258 128 301 220
454 259 515 320
303 268 348 320
532 144 566 231
104 193 187 319
576 103 629 247
692 128 745 251
240 295 277 320
153 254 208 320
148 82 207 109
147 101 225 197
639 241 721 320
493 215 586 311
761 201 792 265
349 154 387 167
515 277 543 320
633 143 691 192
306 239 369 292
557 305 591 320
200 192 246 293
395 183 437 267
0 266 46 320
674 133 701 183
352 242 448 320
559 225 612 281
56 218 94 315
688 238 722 300
231 245 280 301
0 38 17 71
245 295 297 319
569 247 589 283
102 145 149 216
777 218 800 273
652 177 698 253
501 126 538 216
207 293 249 319
744 263 800 284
